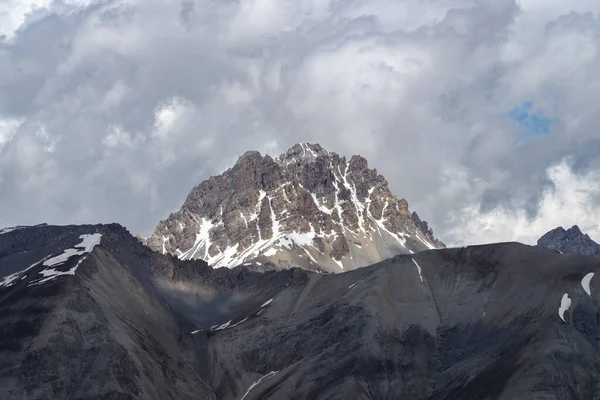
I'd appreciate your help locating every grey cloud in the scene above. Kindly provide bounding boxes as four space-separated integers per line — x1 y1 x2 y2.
0 0 599 245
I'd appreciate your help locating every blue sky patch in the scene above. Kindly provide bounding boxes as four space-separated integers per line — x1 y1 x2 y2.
508 101 553 136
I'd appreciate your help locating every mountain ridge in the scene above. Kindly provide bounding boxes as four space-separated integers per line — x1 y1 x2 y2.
144 143 444 272
3 223 600 399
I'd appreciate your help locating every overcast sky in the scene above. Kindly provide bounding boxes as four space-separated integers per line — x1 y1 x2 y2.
1 0 600 246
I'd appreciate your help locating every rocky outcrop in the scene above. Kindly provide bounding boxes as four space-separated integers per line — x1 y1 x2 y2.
144 143 444 272
538 225 600 257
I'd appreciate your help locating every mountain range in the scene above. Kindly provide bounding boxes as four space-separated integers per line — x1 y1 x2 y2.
1 143 600 399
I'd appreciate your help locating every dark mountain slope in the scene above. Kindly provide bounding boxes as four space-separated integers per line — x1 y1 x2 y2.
2 224 600 399
0 224 215 400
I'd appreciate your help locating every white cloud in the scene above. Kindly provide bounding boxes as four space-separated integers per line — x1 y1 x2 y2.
0 1 51 39
0 117 22 152
447 160 600 245
103 125 133 148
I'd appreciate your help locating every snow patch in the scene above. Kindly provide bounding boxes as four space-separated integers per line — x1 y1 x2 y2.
558 293 572 322
349 280 363 289
412 258 424 283
279 236 294 249
0 273 21 288
26 234 103 286
240 210 249 228
261 299 273 307
229 317 248 329
332 257 344 270
311 193 334 214
0 226 24 235
341 163 366 233
582 272 595 296
191 330 200 335
213 320 232 330
287 228 316 247
180 218 214 260
240 371 279 400
263 247 279 257
415 234 436 250
0 254 53 288
161 236 169 254
42 233 103 268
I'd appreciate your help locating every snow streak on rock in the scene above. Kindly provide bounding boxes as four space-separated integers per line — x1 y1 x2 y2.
240 371 279 400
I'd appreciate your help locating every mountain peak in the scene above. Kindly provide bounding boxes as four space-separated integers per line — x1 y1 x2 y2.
538 225 600 257
276 142 332 165
144 143 444 272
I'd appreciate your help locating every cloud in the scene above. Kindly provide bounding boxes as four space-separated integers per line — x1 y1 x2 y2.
0 0 599 247
446 159 600 245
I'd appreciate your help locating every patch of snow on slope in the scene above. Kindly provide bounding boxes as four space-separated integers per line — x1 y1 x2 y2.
0 273 21 288
269 196 281 238
0 254 54 288
180 218 214 260
341 163 365 233
558 293 572 322
43 233 102 267
263 247 279 257
371 203 407 248
240 371 279 400
240 210 249 228
278 236 294 249
208 243 240 268
582 272 595 296
412 258 424 282
0 226 24 235
332 257 344 270
415 233 436 250
213 320 232 330
311 193 333 214
287 225 316 247
161 236 169 254
261 299 273 307
305 143 318 158
27 234 103 286
349 280 363 289
228 317 249 329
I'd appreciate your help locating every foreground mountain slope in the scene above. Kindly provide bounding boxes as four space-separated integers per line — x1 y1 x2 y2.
538 225 600 257
2 224 600 399
143 143 444 273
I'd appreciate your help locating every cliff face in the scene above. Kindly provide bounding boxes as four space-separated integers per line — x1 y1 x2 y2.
144 143 444 272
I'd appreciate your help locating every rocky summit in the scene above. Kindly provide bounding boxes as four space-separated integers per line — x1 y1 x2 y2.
143 143 444 272
3 224 600 399
538 225 600 257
